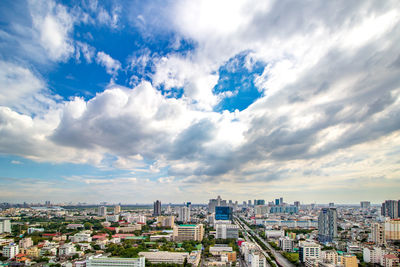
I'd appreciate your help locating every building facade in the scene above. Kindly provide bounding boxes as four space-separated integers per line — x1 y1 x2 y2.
318 208 337 243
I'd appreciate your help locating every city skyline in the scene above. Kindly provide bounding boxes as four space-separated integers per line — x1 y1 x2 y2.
1 0 400 203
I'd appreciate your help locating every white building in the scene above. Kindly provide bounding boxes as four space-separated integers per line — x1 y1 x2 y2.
363 246 386 264
265 230 285 239
278 236 294 252
299 242 321 262
98 206 107 217
2 243 19 259
216 224 239 239
27 227 44 234
0 219 11 233
178 206 191 223
248 251 267 267
87 257 145 267
139 252 189 264
59 243 77 256
72 232 92 243
173 224 204 241
106 215 120 222
371 223 386 245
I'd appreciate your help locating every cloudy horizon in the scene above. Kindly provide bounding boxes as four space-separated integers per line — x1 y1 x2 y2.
0 0 400 204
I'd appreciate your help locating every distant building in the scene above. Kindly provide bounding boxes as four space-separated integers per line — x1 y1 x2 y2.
294 201 300 208
216 224 239 239
382 200 399 219
178 206 191 223
27 227 44 234
98 206 107 217
255 200 265 206
209 196 223 213
153 200 162 216
114 205 121 214
173 224 204 241
215 206 232 220
265 230 285 239
329 203 334 207
157 216 175 228
87 257 145 267
318 208 337 243
0 218 11 233
360 201 371 209
321 250 338 264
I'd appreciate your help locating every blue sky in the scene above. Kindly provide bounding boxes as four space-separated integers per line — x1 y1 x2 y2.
0 0 400 204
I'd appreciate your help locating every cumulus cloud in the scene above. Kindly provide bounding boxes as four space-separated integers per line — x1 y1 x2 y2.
1 0 400 202
96 51 122 76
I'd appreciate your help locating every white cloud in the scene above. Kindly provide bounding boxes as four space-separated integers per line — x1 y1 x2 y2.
96 51 122 76
29 0 75 61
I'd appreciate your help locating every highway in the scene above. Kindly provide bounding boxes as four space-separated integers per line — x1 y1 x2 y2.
234 216 296 267
234 217 273 267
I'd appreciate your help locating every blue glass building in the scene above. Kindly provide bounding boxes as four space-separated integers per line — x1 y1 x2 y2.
215 206 232 220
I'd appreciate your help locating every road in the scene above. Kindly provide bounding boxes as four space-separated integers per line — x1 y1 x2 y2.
234 217 272 267
235 216 296 267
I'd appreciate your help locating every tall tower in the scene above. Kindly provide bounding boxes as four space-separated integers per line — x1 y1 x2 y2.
318 208 337 243
153 200 161 216
382 200 399 219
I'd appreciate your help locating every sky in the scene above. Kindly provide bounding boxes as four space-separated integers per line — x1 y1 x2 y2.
0 0 400 204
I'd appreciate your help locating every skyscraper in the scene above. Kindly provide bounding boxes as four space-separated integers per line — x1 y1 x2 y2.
114 205 121 214
153 200 161 216
360 201 371 209
98 206 107 217
215 206 232 221
318 208 337 243
178 206 191 223
382 200 399 219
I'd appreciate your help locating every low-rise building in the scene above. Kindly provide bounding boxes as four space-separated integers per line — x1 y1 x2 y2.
278 236 294 252
216 224 239 239
87 257 145 267
173 224 204 241
139 251 189 264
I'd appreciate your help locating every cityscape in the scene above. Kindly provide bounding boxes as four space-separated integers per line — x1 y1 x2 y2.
1 0 400 267
1 198 400 266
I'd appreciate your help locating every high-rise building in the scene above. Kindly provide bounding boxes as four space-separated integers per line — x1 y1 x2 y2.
360 201 371 209
178 206 191 223
318 208 337 243
255 200 265 205
45 201 51 206
98 206 107 217
294 201 300 208
279 197 283 205
0 218 11 233
385 219 400 240
154 200 162 216
329 203 334 207
209 196 224 213
248 200 251 206
299 242 321 263
2 243 19 259
114 205 121 214
371 223 385 245
173 224 204 241
215 206 232 221
382 200 399 219
278 237 294 252
275 199 280 205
